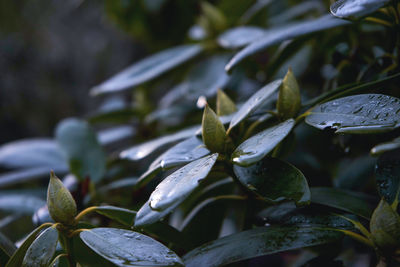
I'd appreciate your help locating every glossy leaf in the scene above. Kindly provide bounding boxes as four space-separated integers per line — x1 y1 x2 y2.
331 0 390 19
225 15 350 72
90 44 203 95
80 228 183 266
0 138 66 169
120 125 199 161
134 200 179 227
234 157 310 206
228 79 282 132
150 153 218 211
375 149 400 205
310 187 376 219
305 94 400 134
94 206 136 226
0 194 45 214
232 119 295 166
202 105 226 153
56 118 106 182
217 26 266 49
371 137 400 155
183 226 342 267
22 226 58 267
277 68 301 119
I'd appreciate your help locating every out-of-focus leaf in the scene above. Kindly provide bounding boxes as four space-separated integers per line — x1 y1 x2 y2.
371 137 400 156
98 177 138 193
311 187 376 219
22 226 58 267
55 118 106 183
0 231 16 263
225 15 350 72
120 125 199 161
0 167 68 188
305 94 400 134
217 26 266 49
228 79 282 132
269 1 325 25
0 194 45 214
202 105 226 153
232 119 295 166
330 0 390 19
90 44 203 95
375 149 400 205
88 108 139 124
277 68 301 119
216 90 236 116
183 226 342 267
79 228 183 266
150 154 218 211
0 139 67 169
333 156 376 190
234 157 310 206
94 206 136 226
97 126 135 145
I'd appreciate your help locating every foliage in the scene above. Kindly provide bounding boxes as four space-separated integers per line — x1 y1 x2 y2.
1 0 400 266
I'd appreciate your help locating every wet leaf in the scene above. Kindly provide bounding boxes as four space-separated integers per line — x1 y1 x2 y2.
217 26 266 49
310 187 376 219
94 206 136 226
225 15 350 72
0 138 67 170
150 153 218 211
56 118 106 182
375 149 400 205
277 68 301 119
330 0 390 19
371 137 400 156
232 119 295 166
79 228 183 266
202 105 226 153
228 79 282 132
134 200 179 227
22 226 58 267
0 194 45 214
233 157 310 206
305 94 400 134
47 171 77 225
90 44 203 95
183 226 342 267
120 125 199 161
216 90 236 116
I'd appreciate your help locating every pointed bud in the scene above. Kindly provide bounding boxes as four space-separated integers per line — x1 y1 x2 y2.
47 171 77 225
217 89 236 116
277 68 301 119
202 104 227 153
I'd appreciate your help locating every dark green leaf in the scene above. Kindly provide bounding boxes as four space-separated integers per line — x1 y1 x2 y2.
22 226 58 267
232 119 295 166
0 139 67 170
234 157 310 206
90 44 203 95
225 15 350 72
72 235 115 267
94 206 136 226
79 228 183 266
49 254 69 267
371 137 400 156
228 79 282 132
183 226 342 267
98 177 138 193
375 149 400 205
305 94 400 134
330 0 390 19
0 231 16 261
202 105 226 153
88 108 139 124
134 200 179 227
55 118 106 182
269 1 325 25
217 26 266 49
149 153 218 211
97 126 135 146
310 187 376 219
0 194 45 214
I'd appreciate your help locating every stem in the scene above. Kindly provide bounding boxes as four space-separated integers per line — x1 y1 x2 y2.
48 253 68 267
74 206 99 222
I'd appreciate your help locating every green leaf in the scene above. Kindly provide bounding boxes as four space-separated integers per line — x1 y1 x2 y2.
97 126 135 146
234 157 310 206
232 119 295 166
0 194 45 214
0 232 16 264
0 167 66 188
90 44 203 95
72 235 115 267
216 89 236 116
134 200 179 227
228 79 282 132
305 94 400 134
202 105 226 153
149 153 218 211
47 171 77 225
0 138 67 170
330 0 390 19
217 26 266 49
79 228 183 266
371 137 400 156
120 125 199 161
375 149 400 205
310 187 376 219
6 225 51 267
55 118 106 183
94 206 136 226
183 226 342 267
22 226 58 267
277 68 301 119
225 15 350 72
